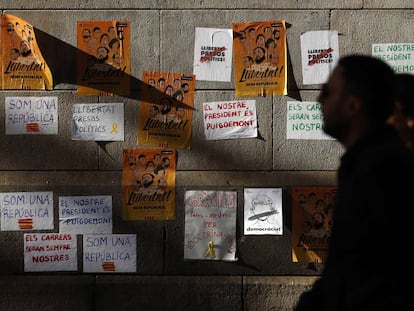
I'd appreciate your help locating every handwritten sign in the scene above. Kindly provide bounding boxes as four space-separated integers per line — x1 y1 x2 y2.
184 190 237 261
244 188 283 235
203 100 257 140
83 234 136 273
24 233 77 272
59 195 112 234
300 30 339 85
372 43 414 74
5 97 58 135
193 27 233 82
71 103 124 141
0 191 53 231
286 101 333 140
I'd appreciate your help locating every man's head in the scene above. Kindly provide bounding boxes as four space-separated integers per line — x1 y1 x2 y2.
318 54 395 146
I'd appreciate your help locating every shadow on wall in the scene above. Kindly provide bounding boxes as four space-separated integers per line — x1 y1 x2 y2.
34 27 193 112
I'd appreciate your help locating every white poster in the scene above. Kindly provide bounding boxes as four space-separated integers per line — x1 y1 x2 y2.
83 234 136 273
59 195 112 234
286 101 333 140
193 27 233 82
24 233 77 272
300 30 339 85
0 191 54 231
5 96 58 135
244 188 283 235
372 43 414 74
184 190 237 261
71 103 124 141
203 100 257 140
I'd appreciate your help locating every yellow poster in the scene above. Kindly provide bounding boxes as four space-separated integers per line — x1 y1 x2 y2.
232 20 287 97
292 186 336 263
137 71 195 149
77 20 130 96
122 148 176 221
1 14 53 90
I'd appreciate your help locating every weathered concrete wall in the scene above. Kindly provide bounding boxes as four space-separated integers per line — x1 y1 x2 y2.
0 1 412 310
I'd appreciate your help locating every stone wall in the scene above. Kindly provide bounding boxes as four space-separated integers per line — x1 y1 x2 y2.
0 1 411 310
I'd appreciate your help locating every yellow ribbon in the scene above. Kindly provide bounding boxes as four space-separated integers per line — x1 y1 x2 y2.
110 122 118 133
204 240 216 258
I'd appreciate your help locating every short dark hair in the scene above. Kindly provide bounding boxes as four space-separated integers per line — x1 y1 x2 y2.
338 54 395 123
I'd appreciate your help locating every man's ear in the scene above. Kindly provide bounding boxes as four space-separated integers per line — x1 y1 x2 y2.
345 95 362 117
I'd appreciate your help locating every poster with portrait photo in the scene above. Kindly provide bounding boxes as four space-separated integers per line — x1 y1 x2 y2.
292 186 337 263
244 188 283 235
1 14 53 90
77 20 130 96
232 20 287 97
193 27 233 82
122 148 176 221
137 71 195 149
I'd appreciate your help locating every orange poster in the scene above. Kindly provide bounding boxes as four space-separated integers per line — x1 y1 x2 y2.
232 20 287 97
1 14 53 90
137 71 195 149
77 20 130 96
122 148 176 221
292 186 337 263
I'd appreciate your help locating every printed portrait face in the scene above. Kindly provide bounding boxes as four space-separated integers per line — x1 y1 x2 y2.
97 46 109 61
253 47 265 64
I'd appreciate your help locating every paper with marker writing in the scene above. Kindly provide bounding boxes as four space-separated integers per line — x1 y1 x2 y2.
71 103 124 141
0 192 54 231
300 30 339 85
5 96 58 135
286 101 334 140
59 195 112 234
244 188 283 235
83 234 136 273
203 99 257 140
24 233 77 272
193 27 233 82
372 43 414 74
184 190 237 261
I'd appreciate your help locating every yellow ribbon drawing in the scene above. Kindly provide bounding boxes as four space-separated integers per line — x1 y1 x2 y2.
110 122 118 133
204 240 216 258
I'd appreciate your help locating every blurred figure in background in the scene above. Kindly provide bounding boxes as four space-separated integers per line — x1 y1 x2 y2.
387 73 414 152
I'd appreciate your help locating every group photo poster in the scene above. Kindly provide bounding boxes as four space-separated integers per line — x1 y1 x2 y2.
122 148 176 221
203 99 257 140
58 195 112 234
83 234 136 273
24 233 77 272
5 96 58 135
193 27 233 82
286 101 334 140
1 13 53 90
232 20 287 97
137 71 195 149
291 186 336 263
71 102 124 141
0 191 54 231
244 188 283 235
372 42 414 74
77 20 131 96
300 30 339 85
184 190 237 261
